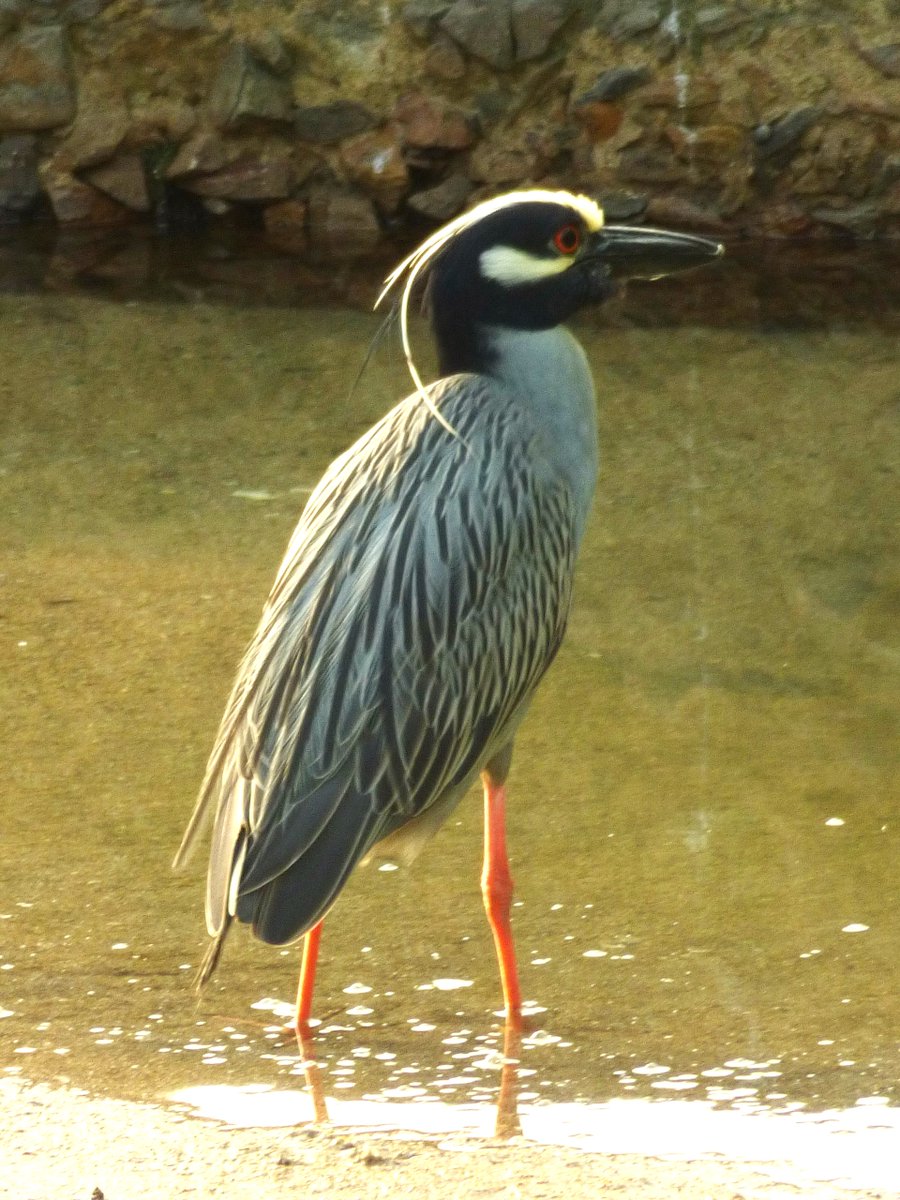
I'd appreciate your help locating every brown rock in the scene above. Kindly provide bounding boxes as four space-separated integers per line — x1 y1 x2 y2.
295 101 378 145
811 201 880 237
644 194 727 232
640 74 720 120
263 198 309 254
666 123 745 166
306 187 381 258
618 144 685 185
574 101 624 143
246 30 293 76
55 77 128 170
208 44 293 131
38 161 132 225
749 200 814 238
394 92 475 150
82 153 150 212
856 42 900 79
737 63 779 123
0 25 76 132
145 1 210 32
468 139 535 186
182 156 294 202
406 172 472 220
830 93 900 120
165 130 232 179
340 128 409 211
424 32 467 80
127 96 197 146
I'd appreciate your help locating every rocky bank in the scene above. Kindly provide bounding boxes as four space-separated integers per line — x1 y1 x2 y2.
0 1 898 248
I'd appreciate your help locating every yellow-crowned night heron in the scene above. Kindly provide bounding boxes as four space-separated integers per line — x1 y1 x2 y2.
174 189 722 1028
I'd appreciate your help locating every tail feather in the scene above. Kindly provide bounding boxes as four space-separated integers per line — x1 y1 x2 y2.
193 916 232 993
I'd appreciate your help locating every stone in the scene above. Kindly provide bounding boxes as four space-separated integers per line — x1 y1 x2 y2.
402 0 453 38
811 202 880 237
597 1 662 41
644 194 727 231
306 186 381 258
83 153 150 211
208 44 293 131
830 92 900 121
38 160 132 225
144 0 210 32
510 0 573 64
0 133 39 216
406 171 472 220
246 30 293 76
295 101 378 144
667 122 746 167
618 144 685 185
340 127 409 211
182 155 294 202
856 42 900 79
127 95 196 145
62 0 110 21
55 77 128 169
394 92 475 149
424 32 467 80
573 100 624 143
0 25 76 131
750 200 813 238
640 74 720 119
468 138 534 185
440 0 513 70
694 5 750 38
165 129 231 178
578 66 652 104
754 107 820 162
263 197 308 254
597 189 647 220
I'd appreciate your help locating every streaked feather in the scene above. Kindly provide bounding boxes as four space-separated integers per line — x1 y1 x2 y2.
174 370 578 946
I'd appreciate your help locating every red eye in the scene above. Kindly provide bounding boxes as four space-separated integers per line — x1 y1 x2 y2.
553 223 581 255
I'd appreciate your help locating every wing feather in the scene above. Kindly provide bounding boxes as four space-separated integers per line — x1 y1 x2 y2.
176 374 579 943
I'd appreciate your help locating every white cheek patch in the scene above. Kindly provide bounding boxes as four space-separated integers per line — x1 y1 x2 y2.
479 245 575 286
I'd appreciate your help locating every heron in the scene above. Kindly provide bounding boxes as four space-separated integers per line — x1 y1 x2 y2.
174 189 722 1031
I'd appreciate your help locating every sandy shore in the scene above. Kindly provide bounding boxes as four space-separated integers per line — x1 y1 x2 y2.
3 1076 891 1200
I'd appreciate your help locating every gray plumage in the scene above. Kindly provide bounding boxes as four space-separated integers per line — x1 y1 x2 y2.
176 327 597 969
173 189 722 995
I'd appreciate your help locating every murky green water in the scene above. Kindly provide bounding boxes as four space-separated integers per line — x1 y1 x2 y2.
0 241 897 1142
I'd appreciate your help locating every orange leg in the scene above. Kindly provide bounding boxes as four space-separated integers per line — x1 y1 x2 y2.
293 919 323 1033
294 1021 330 1124
494 1016 523 1139
481 771 522 1023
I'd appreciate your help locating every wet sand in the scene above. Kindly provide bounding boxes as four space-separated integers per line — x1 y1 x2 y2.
3 1076 889 1200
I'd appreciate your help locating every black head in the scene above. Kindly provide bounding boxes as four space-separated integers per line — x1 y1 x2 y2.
428 198 616 349
378 189 724 380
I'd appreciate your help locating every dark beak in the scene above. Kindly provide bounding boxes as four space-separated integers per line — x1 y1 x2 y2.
591 224 724 280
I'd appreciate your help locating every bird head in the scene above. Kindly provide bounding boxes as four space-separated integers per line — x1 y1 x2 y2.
378 188 724 386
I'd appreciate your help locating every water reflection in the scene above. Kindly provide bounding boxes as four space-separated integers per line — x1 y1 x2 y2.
169 1083 900 1193
0 241 897 1149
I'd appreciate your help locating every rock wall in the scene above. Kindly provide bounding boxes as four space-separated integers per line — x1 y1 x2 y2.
0 0 898 245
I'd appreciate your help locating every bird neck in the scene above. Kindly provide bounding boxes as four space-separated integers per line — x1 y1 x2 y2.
478 323 601 545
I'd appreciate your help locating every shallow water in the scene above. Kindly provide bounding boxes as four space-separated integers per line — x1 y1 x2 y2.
0 238 897 1170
